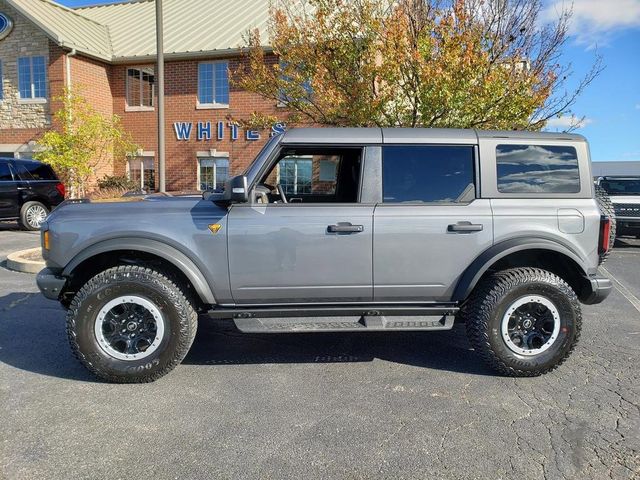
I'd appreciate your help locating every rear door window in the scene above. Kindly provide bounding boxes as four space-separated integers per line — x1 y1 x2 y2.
496 144 580 193
0 162 13 181
382 145 475 203
19 162 57 181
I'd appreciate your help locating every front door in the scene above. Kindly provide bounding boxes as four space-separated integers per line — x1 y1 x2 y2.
373 145 493 302
227 146 374 304
0 162 19 218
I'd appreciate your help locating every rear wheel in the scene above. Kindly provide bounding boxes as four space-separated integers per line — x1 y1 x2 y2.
463 267 581 377
66 265 198 383
19 201 49 230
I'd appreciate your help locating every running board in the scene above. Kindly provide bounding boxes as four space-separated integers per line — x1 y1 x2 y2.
232 315 455 333
207 304 458 333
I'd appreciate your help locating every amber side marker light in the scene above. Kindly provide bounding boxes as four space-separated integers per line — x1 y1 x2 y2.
208 224 222 234
43 230 50 250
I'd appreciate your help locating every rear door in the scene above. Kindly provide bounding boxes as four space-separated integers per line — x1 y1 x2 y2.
0 161 19 218
373 144 493 302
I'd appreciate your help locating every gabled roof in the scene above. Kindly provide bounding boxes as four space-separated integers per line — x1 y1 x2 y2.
5 0 271 63
77 0 271 63
7 0 113 61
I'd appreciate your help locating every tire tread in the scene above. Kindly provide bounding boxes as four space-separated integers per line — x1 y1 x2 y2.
66 265 198 383
462 267 582 377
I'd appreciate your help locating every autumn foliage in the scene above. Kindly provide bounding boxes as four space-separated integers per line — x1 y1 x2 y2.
237 0 600 130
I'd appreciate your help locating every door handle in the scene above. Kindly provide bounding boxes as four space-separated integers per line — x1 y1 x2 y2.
327 223 364 233
16 186 27 190
448 222 483 233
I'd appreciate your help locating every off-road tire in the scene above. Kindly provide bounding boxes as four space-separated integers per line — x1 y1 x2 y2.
19 201 49 231
66 265 198 383
462 267 581 377
595 184 616 263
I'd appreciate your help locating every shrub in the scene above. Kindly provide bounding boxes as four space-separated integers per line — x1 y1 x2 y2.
97 175 139 191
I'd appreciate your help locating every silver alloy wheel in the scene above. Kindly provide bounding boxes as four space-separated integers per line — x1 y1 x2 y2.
26 204 47 228
501 295 561 356
94 295 165 361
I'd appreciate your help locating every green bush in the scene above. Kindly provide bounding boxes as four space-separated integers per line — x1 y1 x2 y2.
97 175 139 191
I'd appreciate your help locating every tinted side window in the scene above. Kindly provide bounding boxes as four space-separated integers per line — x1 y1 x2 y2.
382 146 475 203
22 162 57 180
0 162 12 181
496 144 580 193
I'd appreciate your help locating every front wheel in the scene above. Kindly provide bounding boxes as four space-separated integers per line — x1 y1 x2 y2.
67 265 198 383
462 267 581 377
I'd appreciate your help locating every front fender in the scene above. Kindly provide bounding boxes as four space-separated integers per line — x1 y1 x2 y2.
62 237 216 304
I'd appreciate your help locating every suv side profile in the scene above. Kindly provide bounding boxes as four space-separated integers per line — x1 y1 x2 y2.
0 158 65 230
36 128 613 383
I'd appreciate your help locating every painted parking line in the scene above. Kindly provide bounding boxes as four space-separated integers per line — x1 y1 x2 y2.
600 265 640 314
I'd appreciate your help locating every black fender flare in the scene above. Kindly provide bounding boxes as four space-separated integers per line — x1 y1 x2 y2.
452 237 589 302
62 237 216 304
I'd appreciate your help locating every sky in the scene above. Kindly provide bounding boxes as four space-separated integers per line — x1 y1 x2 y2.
58 0 640 163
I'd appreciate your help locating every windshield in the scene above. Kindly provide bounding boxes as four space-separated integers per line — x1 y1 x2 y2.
600 179 640 196
243 134 282 184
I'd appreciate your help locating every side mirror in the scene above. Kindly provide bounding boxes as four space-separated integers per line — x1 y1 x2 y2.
225 175 249 204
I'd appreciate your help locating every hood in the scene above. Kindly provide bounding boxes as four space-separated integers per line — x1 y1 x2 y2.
46 195 227 226
610 195 640 203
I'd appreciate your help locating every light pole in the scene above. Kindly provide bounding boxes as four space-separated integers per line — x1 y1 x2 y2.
156 0 166 192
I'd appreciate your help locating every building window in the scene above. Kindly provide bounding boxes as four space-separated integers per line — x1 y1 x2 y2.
197 61 229 107
127 156 155 191
198 157 229 191
18 56 47 100
278 157 313 195
126 67 155 109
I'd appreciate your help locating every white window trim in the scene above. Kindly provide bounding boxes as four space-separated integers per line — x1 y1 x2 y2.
17 56 47 101
127 155 155 191
0 60 3 102
196 61 229 109
125 66 155 112
196 150 229 191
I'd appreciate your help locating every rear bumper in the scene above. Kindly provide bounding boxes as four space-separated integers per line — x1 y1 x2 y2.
36 268 67 300
582 275 613 305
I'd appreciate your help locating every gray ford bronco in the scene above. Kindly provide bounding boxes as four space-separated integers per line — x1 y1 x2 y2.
37 128 614 383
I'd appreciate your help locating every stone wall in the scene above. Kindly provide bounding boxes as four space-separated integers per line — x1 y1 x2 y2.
0 0 51 131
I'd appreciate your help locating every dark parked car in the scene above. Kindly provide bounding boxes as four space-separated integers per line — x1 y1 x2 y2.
0 157 65 230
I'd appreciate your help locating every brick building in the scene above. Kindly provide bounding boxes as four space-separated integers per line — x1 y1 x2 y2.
0 0 288 192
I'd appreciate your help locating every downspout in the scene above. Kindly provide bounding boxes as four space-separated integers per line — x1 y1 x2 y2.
65 48 77 197
65 48 77 93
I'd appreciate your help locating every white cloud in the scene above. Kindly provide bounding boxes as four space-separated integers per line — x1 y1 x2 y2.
545 115 593 130
543 0 640 48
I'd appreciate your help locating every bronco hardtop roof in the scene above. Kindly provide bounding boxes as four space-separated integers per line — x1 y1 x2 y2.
280 127 586 145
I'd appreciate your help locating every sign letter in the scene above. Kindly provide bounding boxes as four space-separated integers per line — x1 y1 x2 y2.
197 122 211 141
174 122 193 141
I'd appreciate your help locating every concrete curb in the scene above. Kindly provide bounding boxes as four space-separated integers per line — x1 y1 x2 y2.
6 247 45 274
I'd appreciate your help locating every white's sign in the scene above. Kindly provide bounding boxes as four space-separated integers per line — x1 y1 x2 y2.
174 121 286 142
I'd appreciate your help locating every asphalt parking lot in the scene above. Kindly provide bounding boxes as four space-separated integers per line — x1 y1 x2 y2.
1 222 639 479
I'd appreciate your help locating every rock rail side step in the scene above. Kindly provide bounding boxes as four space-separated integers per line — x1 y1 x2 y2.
232 314 455 333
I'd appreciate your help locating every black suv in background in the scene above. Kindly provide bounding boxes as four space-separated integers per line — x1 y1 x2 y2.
0 158 65 230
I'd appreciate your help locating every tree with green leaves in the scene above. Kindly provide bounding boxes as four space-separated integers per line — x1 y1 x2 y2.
237 0 601 131
34 89 138 198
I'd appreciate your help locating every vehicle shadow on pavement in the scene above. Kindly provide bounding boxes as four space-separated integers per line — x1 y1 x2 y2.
0 292 97 382
0 291 494 380
184 319 495 376
0 221 22 232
